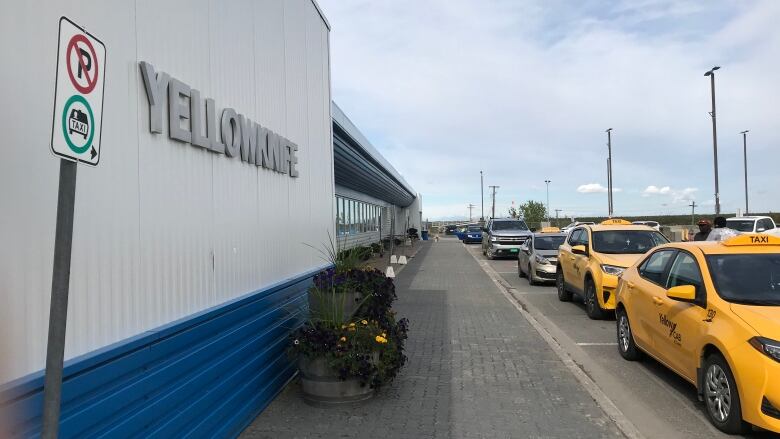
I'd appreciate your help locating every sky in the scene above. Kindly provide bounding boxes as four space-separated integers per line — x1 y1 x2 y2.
318 0 780 221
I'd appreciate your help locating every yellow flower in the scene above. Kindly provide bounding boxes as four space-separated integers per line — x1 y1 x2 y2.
375 335 388 344
349 322 356 327
341 325 346 329
340 336 347 342
382 333 386 338
361 319 368 325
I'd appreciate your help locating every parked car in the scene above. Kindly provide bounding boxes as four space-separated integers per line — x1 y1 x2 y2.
463 224 483 244
556 219 669 319
631 220 661 231
560 221 595 234
518 231 568 285
444 224 458 235
726 216 780 236
481 218 533 259
616 234 780 434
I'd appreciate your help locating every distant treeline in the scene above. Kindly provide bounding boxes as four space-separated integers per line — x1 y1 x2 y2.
552 212 780 227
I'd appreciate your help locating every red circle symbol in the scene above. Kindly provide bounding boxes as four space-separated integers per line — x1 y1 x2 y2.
66 34 99 94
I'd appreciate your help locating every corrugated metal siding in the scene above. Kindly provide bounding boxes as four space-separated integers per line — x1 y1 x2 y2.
0 0 332 387
0 269 317 438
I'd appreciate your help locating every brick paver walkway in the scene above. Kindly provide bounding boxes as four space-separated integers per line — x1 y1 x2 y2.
240 238 623 438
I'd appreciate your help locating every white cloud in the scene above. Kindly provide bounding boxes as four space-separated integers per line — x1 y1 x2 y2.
642 185 698 203
320 0 780 218
577 183 622 194
578 183 608 193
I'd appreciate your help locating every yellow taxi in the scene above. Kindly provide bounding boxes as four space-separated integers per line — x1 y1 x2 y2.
556 219 669 319
615 234 780 434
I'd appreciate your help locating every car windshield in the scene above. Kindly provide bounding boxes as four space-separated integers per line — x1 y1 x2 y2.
707 254 780 305
592 230 669 254
726 220 755 232
534 236 566 250
492 221 528 231
467 226 481 232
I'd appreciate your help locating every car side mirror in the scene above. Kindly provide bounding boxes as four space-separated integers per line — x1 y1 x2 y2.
667 285 696 302
571 245 587 256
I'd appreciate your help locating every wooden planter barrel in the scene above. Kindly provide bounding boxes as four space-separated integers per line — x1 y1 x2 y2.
298 356 375 406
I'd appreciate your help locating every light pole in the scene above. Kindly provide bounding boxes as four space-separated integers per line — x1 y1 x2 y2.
468 204 475 222
740 130 750 215
555 209 562 227
489 185 499 219
544 180 551 223
689 201 697 227
704 66 721 214
480 171 484 222
606 128 613 217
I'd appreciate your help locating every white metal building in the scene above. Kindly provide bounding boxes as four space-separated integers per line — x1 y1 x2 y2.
0 1 334 437
0 2 420 437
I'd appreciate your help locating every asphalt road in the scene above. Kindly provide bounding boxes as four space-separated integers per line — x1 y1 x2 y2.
459 238 778 439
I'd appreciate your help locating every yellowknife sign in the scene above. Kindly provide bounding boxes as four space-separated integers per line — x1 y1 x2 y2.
50 17 106 166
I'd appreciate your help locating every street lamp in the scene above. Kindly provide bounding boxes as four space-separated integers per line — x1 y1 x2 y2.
704 66 721 214
740 130 750 214
606 128 613 217
544 180 551 223
480 171 484 222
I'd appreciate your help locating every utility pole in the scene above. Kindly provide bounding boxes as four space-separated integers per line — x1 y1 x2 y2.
740 130 750 215
544 180 551 223
689 201 697 226
606 128 613 217
555 209 562 227
467 204 475 222
489 185 499 219
480 171 484 222
705 66 721 214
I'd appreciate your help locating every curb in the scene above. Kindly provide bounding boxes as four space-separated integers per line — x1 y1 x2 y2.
467 247 645 439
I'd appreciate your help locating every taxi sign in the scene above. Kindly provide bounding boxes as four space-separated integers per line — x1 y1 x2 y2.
721 234 780 247
540 226 561 233
600 219 632 225
50 17 106 166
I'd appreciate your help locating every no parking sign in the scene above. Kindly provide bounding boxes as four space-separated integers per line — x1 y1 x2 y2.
50 17 105 166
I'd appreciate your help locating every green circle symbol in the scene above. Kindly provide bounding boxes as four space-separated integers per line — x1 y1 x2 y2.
61 94 95 154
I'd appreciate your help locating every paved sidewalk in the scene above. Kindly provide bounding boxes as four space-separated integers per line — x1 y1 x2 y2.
240 238 623 439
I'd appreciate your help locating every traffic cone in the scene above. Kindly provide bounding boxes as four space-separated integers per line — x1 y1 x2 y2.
390 255 398 264
385 266 396 278
398 255 408 265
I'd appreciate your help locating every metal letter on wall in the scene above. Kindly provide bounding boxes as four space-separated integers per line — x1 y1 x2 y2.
167 78 191 143
221 108 240 158
189 89 210 148
139 61 169 134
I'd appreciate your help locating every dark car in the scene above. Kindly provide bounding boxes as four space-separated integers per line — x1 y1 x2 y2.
481 219 533 259
463 224 483 244
444 225 458 235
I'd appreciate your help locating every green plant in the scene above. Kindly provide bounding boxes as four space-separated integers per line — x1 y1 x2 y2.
520 200 547 224
307 231 365 273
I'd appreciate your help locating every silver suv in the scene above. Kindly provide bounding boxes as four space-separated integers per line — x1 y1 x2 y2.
481 219 533 259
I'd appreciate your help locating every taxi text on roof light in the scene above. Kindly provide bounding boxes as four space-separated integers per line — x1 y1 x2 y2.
721 234 780 247
600 219 632 225
540 226 561 233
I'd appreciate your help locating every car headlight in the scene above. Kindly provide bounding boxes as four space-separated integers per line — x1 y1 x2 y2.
600 264 625 276
749 337 780 363
490 236 498 242
535 254 550 265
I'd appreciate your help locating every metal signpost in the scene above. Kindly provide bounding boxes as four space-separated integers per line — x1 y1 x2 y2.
43 17 106 439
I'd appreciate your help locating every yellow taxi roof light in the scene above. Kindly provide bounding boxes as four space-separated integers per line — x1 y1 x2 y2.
600 219 632 226
721 234 780 247
540 226 561 233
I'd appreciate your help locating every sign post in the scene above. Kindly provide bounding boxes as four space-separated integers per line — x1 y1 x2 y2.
42 17 105 438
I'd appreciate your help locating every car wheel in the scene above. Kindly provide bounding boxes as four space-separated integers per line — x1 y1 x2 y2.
584 279 606 320
486 248 494 260
703 353 750 434
616 308 642 361
527 264 536 286
556 269 572 302
518 260 526 278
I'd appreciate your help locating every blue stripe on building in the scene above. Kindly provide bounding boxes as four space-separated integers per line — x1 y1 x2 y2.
0 266 325 438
